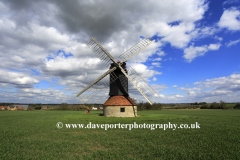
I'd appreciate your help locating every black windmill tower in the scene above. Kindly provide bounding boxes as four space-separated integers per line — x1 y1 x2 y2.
109 61 128 96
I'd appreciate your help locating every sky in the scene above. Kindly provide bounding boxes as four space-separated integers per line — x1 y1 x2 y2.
0 0 240 104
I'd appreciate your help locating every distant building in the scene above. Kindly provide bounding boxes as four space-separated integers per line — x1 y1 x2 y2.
42 106 48 110
8 106 17 110
17 106 23 110
92 107 98 110
0 106 8 110
13 105 29 110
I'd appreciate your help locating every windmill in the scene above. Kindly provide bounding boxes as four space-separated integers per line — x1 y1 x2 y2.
76 36 160 117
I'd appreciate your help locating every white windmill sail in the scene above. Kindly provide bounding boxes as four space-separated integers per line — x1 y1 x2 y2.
86 37 117 66
118 36 155 62
76 67 118 103
127 65 160 103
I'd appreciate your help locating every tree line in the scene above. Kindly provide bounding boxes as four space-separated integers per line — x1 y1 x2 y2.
200 101 240 109
137 102 162 111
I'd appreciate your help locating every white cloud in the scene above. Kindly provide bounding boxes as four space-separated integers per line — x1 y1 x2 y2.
166 94 185 100
214 36 223 41
130 63 161 79
183 43 221 62
218 7 240 31
223 0 240 6
1 88 79 104
178 73 240 102
208 43 221 50
226 39 240 47
0 0 214 103
153 58 162 61
0 69 39 88
157 51 165 56
158 22 195 48
153 77 157 81
183 45 208 62
151 62 161 67
172 85 178 88
151 84 169 92
189 25 219 41
175 94 184 98
42 56 105 77
178 87 201 96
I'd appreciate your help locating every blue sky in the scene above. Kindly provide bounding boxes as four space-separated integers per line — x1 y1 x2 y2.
0 0 240 104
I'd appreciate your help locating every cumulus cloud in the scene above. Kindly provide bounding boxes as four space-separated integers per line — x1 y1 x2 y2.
42 56 105 78
0 69 39 88
183 43 221 62
153 22 196 48
208 43 221 50
172 85 178 88
0 88 80 104
218 7 240 31
179 73 240 102
178 87 202 96
0 0 214 103
129 63 162 78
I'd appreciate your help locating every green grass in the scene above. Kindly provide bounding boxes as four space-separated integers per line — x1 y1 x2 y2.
226 103 237 107
0 110 239 159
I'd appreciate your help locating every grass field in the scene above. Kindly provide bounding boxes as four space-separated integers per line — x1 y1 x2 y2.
0 110 239 159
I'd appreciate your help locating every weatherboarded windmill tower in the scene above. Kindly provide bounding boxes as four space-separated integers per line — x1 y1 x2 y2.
76 37 160 117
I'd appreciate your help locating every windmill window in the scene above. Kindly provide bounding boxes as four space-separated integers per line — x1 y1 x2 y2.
120 107 125 112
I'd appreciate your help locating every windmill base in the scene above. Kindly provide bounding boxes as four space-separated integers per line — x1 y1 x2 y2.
103 95 137 117
103 106 137 117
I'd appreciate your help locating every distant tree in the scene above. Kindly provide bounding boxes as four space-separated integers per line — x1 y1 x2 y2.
234 103 240 109
210 102 219 109
137 102 163 110
137 101 144 111
200 103 209 109
144 103 151 110
29 103 42 110
151 103 162 110
199 102 207 105
219 100 227 109
132 98 138 104
35 106 42 110
0 103 14 106
59 103 69 110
